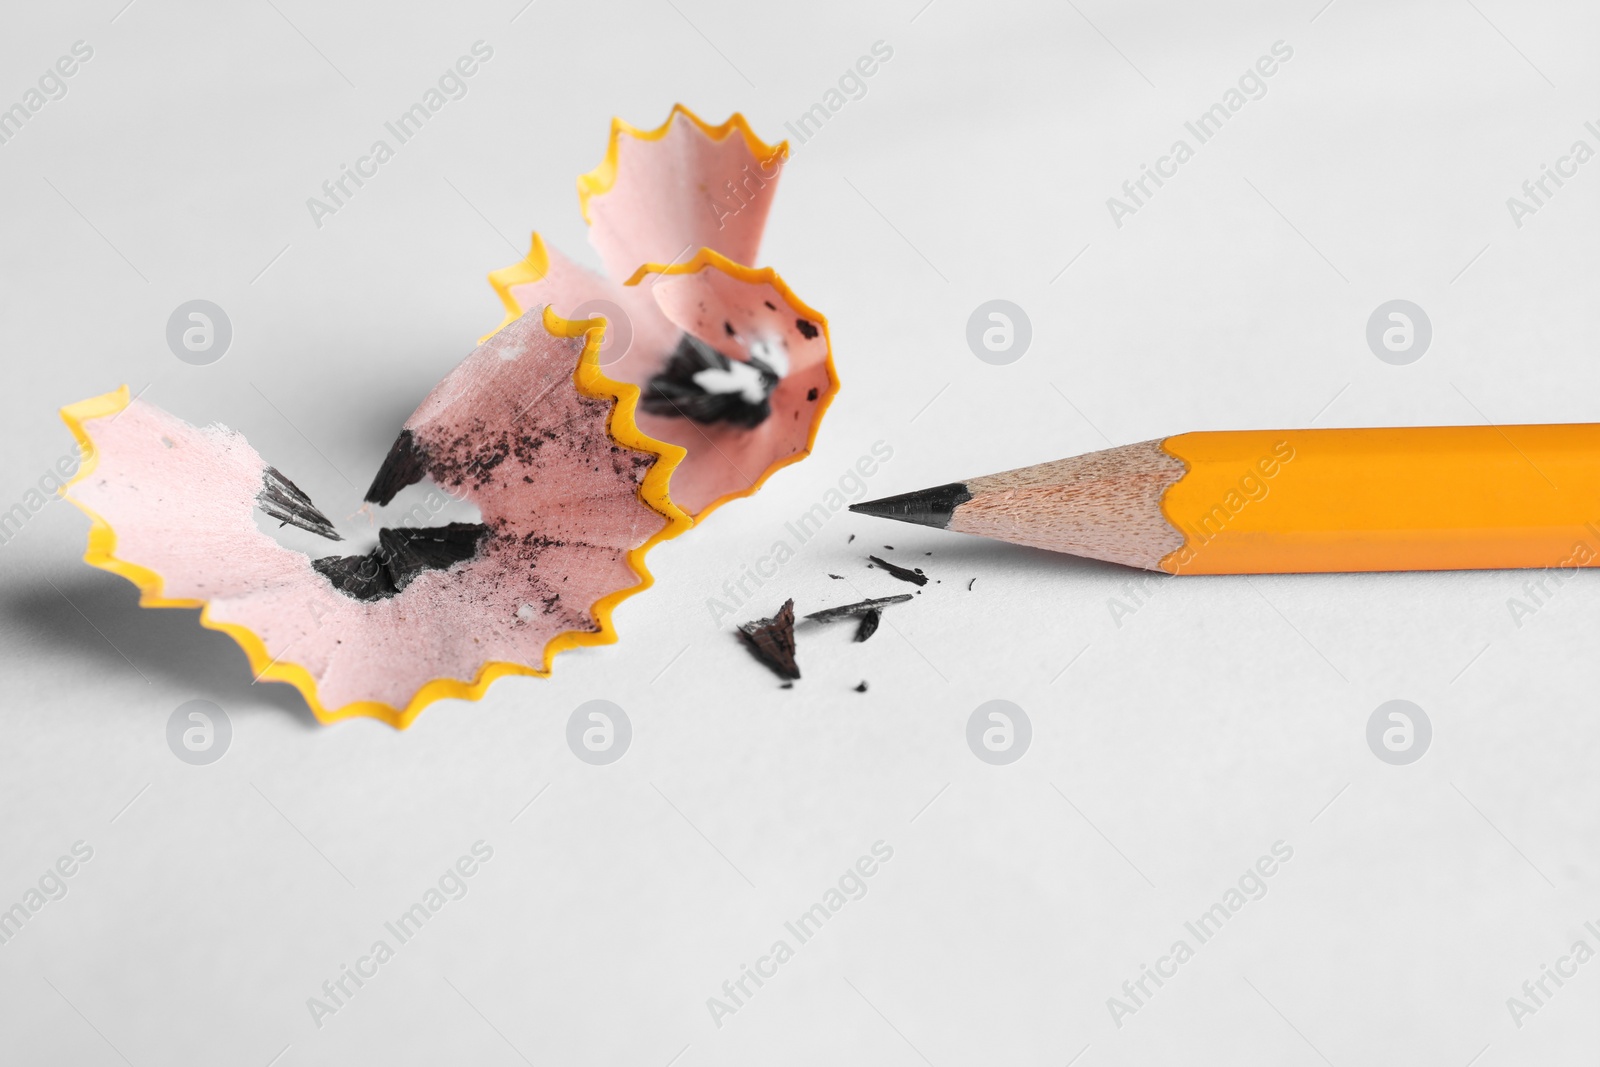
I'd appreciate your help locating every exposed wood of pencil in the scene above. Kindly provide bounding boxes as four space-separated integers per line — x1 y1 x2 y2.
850 425 1600 575
951 439 1187 569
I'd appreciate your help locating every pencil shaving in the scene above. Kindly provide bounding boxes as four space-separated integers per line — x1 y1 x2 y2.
60 307 689 728
488 105 839 517
737 598 799 681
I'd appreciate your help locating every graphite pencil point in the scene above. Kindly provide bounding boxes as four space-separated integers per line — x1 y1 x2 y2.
848 482 972 529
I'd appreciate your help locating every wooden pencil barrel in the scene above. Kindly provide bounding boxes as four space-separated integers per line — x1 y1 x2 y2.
1158 425 1600 574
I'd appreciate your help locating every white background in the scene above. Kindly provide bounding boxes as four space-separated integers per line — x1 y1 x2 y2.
2 0 1598 1063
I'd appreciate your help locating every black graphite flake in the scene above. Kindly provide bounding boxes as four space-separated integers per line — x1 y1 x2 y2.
802 595 912 624
854 681 868 693
641 333 778 429
258 467 340 541
854 610 881 642
314 522 487 602
737 598 799 681
867 555 927 586
365 429 430 506
795 318 818 339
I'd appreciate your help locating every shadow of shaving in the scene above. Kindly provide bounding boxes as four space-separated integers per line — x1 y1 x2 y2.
2 570 323 730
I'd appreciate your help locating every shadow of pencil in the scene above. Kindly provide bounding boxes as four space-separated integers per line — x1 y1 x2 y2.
856 536 1140 582
2 570 322 730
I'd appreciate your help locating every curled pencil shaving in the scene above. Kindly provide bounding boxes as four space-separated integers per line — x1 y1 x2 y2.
489 105 839 517
59 306 689 727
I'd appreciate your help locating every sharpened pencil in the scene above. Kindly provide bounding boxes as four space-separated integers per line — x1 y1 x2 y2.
849 426 1600 574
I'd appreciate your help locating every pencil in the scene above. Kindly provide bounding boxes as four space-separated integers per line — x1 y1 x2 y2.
848 426 1600 574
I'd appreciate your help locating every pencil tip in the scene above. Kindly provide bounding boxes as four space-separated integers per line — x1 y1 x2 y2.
849 482 972 530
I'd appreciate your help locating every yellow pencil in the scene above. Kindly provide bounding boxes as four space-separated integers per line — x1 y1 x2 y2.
850 425 1600 574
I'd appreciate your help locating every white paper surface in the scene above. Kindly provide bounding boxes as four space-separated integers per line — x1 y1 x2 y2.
1 0 1597 1063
